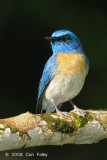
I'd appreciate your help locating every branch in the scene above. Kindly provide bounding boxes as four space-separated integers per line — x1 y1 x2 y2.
0 110 107 151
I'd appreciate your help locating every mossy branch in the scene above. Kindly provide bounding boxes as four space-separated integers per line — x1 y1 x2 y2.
0 110 107 151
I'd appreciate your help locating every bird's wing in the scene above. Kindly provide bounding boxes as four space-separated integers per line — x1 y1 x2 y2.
36 54 57 113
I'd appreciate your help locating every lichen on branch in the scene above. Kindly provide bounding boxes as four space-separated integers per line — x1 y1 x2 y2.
0 110 107 151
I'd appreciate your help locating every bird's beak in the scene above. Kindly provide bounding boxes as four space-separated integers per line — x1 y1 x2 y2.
44 37 55 41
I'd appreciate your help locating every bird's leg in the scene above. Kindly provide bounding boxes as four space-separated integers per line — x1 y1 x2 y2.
51 99 61 113
57 103 63 109
51 99 72 119
69 100 86 116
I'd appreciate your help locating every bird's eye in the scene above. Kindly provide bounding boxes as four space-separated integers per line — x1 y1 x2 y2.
64 35 71 41
53 37 56 41
51 37 57 42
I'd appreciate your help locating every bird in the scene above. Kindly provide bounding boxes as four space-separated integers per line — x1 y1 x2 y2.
36 29 89 115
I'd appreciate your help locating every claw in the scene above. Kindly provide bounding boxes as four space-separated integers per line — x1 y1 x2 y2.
51 99 72 119
69 100 86 116
57 110 73 119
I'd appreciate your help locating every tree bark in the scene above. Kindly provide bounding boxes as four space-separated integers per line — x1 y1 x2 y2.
0 110 107 151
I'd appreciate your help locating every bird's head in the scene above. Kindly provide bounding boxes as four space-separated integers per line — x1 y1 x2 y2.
45 30 84 55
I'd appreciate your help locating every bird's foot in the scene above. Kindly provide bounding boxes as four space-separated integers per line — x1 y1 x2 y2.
57 109 73 119
69 100 86 116
51 99 72 119
70 106 86 116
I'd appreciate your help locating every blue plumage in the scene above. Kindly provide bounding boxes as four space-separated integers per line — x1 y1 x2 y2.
38 54 57 99
51 30 84 54
37 54 58 112
36 29 89 114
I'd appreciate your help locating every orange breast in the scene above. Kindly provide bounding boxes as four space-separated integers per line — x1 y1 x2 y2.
57 53 88 75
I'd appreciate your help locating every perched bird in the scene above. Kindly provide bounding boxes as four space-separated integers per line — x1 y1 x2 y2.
36 30 89 114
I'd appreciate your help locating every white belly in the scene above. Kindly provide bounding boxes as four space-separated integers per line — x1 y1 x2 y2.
42 73 86 113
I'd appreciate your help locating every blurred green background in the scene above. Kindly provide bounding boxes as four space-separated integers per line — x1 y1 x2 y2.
0 0 107 160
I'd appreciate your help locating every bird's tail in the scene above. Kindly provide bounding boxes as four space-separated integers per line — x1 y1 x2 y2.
36 97 43 114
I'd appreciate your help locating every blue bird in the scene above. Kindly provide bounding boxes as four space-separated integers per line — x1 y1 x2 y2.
36 30 89 115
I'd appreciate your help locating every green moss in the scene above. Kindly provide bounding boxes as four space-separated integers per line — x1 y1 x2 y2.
11 126 20 134
0 121 20 134
41 111 94 134
54 119 74 133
